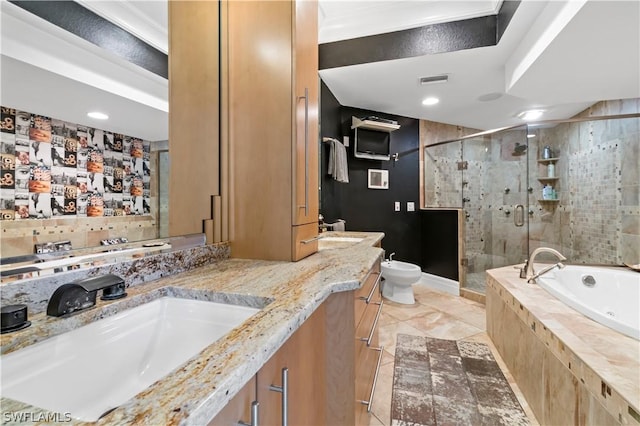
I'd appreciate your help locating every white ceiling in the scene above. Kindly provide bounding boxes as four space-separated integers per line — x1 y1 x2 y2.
0 0 168 141
1 0 638 140
319 0 640 130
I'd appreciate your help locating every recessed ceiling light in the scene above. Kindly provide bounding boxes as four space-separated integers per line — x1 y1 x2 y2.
422 97 439 106
87 111 109 120
517 109 544 121
527 134 536 138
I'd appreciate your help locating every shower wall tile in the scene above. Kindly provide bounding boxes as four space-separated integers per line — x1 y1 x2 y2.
621 234 640 265
621 214 640 235
621 185 640 206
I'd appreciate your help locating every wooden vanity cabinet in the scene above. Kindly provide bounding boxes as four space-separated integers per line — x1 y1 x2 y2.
354 260 384 425
209 291 354 426
224 0 319 261
209 258 383 425
208 376 256 426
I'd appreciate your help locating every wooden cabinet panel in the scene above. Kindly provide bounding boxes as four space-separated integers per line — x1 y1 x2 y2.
257 301 327 425
168 1 220 237
292 222 319 261
293 0 319 227
225 0 319 261
208 376 256 426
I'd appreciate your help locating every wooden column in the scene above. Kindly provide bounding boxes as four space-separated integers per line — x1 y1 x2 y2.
168 1 220 238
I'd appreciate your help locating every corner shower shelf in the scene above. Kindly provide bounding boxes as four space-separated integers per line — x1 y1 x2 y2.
537 177 559 182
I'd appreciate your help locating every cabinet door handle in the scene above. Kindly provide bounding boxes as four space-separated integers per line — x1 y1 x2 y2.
297 88 309 216
269 367 288 426
358 300 383 346
238 400 259 426
358 272 382 304
358 346 384 413
514 204 525 227
301 235 321 244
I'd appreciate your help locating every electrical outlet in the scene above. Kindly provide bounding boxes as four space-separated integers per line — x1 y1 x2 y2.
407 202 415 212
394 202 400 212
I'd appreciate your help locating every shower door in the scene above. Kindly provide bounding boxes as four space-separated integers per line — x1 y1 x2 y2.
461 126 530 293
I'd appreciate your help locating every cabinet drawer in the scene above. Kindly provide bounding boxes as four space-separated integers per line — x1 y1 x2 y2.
355 262 381 302
355 342 384 426
355 290 382 342
354 266 381 323
292 222 318 261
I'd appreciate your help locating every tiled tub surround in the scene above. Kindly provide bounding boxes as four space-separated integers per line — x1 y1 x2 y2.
0 241 231 316
0 232 384 425
486 266 640 426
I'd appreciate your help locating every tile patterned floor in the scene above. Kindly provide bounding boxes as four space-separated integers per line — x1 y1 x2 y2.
369 284 540 426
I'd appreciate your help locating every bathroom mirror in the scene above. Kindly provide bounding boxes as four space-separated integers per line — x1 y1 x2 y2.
0 233 205 284
0 1 169 263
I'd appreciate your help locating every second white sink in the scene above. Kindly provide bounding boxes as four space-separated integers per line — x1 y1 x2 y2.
320 236 364 243
1 297 260 421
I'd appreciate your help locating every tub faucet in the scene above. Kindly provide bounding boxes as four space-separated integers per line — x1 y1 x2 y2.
525 247 567 283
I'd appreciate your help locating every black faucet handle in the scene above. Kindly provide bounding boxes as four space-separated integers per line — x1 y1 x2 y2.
75 274 125 293
46 274 127 317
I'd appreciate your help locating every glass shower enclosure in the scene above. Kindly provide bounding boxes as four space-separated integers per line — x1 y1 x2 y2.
424 112 640 294
424 126 530 293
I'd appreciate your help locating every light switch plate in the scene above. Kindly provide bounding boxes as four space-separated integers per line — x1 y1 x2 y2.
407 202 415 212
394 202 400 211
343 136 349 147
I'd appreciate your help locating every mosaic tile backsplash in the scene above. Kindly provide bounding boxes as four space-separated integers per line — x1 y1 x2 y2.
0 106 151 220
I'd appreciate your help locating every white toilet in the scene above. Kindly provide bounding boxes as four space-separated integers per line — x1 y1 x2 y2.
381 257 422 304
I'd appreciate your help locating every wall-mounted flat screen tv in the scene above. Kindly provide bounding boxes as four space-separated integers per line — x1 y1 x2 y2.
353 128 390 160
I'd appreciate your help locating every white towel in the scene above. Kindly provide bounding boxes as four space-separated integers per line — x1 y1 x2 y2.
325 137 349 183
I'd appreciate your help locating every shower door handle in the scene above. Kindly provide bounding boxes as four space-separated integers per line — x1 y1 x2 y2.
514 204 525 227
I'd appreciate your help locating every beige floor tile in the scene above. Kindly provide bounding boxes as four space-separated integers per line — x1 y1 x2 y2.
405 310 483 341
441 302 487 331
378 321 428 358
379 348 395 367
368 413 385 426
370 360 394 426
383 299 440 322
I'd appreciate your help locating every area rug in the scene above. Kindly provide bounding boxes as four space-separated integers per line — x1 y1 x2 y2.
391 334 529 426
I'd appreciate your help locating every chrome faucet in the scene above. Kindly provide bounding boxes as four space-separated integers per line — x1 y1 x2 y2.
387 252 396 262
525 247 567 283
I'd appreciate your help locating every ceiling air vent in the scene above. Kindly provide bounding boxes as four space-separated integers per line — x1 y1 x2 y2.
419 75 448 85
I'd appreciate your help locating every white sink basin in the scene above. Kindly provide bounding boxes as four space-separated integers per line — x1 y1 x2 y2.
1 297 260 421
320 236 364 243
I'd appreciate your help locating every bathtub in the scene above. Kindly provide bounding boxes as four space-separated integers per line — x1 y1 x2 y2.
537 265 640 340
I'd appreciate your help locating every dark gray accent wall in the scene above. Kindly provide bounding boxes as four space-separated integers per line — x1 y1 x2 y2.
420 210 459 281
10 1 168 79
320 16 495 70
319 0 521 70
320 81 422 266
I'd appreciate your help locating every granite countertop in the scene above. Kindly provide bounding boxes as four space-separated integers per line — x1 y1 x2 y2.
0 231 384 425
